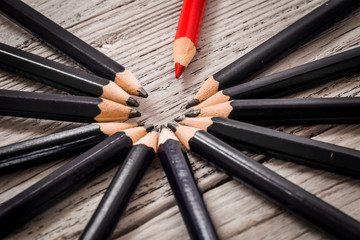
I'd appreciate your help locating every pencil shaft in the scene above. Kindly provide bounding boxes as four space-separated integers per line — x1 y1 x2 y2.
189 131 360 239
173 0 207 77
80 144 155 240
224 47 360 99
0 0 123 80
214 0 359 90
0 125 107 173
0 131 133 238
228 98 360 124
0 43 107 96
207 117 360 177
158 139 218 240
0 89 135 122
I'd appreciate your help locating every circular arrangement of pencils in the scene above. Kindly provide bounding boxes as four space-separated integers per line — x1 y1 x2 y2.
0 0 360 239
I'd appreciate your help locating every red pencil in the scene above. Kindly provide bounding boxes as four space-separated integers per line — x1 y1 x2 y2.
173 0 206 78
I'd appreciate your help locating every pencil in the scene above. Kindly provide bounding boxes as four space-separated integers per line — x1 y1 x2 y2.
186 0 360 108
176 117 360 177
173 0 207 78
0 43 139 107
185 98 360 125
195 46 360 109
0 125 153 238
0 122 138 173
168 123 360 240
0 89 141 122
158 127 219 240
0 0 148 97
79 131 158 240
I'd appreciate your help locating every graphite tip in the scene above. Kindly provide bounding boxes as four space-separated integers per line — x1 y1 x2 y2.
126 97 140 107
144 124 155 132
185 110 200 118
129 110 141 118
167 123 179 132
138 87 149 98
185 99 200 109
174 116 185 122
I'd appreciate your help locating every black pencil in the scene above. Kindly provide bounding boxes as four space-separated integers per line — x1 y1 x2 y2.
0 125 153 238
185 98 360 125
0 89 141 122
176 117 360 178
195 47 360 109
0 0 148 97
186 0 360 108
157 127 219 240
0 122 138 173
79 131 158 240
168 123 360 240
0 43 139 107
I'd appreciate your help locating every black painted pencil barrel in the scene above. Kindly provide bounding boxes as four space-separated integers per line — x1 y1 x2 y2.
0 124 107 173
80 144 156 240
0 0 124 80
0 89 121 122
223 46 360 99
228 98 360 124
206 117 360 177
214 0 360 90
0 131 134 238
158 138 219 240
188 130 360 240
0 43 106 96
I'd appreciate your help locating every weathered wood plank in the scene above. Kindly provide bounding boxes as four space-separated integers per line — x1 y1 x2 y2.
0 0 359 239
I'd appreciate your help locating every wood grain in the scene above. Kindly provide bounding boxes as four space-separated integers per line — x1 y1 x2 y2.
0 0 359 239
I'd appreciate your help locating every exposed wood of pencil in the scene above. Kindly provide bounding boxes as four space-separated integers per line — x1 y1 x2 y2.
0 43 139 107
177 117 360 177
186 98 360 125
173 0 207 78
0 0 147 97
79 131 157 240
186 0 360 107
168 123 360 240
0 125 152 238
158 127 219 240
0 89 140 122
195 46 360 109
0 122 138 173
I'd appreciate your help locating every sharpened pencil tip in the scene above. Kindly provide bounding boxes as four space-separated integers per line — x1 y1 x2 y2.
185 110 200 118
167 123 178 132
144 124 154 132
174 116 185 122
185 99 200 108
137 87 148 98
175 63 185 78
159 124 166 132
129 110 141 118
126 97 140 107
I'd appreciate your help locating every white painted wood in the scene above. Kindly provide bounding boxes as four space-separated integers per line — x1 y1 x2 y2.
0 0 359 239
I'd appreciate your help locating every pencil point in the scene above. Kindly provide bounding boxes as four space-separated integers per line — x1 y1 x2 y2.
144 124 154 132
129 110 141 118
175 63 185 78
185 99 200 108
175 116 185 122
137 87 148 98
126 97 140 107
185 110 200 118
167 123 179 132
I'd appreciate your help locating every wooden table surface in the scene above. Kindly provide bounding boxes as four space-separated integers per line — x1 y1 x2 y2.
0 0 360 239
